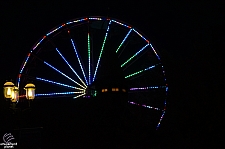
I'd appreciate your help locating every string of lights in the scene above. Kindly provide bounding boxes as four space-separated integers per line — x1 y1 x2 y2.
92 20 112 82
44 61 86 89
36 91 84 96
88 33 91 85
71 39 88 85
55 48 87 87
128 101 162 111
36 77 85 91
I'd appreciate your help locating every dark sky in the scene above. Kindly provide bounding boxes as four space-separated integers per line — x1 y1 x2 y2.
0 1 224 146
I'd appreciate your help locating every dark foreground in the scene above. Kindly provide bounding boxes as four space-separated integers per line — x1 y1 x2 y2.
0 98 165 149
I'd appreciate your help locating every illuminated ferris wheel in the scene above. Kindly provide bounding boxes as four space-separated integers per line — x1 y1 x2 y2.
17 16 168 130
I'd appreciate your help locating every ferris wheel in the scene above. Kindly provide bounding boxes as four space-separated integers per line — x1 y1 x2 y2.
17 16 168 130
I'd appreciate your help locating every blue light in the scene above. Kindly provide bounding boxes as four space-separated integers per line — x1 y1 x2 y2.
144 65 156 71
20 56 30 74
66 18 86 25
88 33 91 85
36 77 84 90
55 48 87 87
71 39 88 85
36 91 84 96
116 29 132 53
46 24 65 36
32 36 46 50
44 61 86 89
166 87 168 92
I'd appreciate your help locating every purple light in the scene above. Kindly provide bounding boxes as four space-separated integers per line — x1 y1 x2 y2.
88 17 102 20
128 101 161 111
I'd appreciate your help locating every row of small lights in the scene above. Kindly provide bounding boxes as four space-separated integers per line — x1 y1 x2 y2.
3 81 36 102
18 17 156 88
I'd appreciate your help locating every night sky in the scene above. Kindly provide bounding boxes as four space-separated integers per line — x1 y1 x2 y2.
0 1 224 147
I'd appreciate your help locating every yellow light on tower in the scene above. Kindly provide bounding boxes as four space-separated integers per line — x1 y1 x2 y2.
3 81 15 99
24 83 35 100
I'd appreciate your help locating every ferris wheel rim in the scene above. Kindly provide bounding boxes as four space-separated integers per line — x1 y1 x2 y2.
17 16 163 89
16 16 168 130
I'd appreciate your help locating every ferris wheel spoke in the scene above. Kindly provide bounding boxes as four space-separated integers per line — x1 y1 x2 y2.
125 64 159 79
36 77 85 91
93 20 112 82
44 61 86 89
129 86 166 91
21 53 86 89
73 93 86 99
128 101 162 111
35 91 84 97
121 44 149 68
70 38 88 85
88 32 91 85
116 28 133 53
55 48 87 87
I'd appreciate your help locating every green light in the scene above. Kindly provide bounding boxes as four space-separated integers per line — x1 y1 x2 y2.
125 70 143 78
